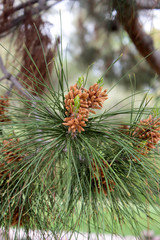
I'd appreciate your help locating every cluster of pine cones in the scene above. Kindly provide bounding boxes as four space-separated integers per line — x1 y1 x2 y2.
122 115 160 158
134 115 160 150
63 82 108 135
133 115 160 159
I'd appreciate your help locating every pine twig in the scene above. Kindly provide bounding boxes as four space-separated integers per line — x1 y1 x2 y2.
0 76 7 81
5 82 14 97
0 56 34 100
0 0 63 38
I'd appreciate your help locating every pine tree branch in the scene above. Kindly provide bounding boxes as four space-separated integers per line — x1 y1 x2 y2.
0 0 63 38
0 56 34 100
113 0 160 75
5 83 14 97
0 0 37 17
0 76 7 81
136 0 160 10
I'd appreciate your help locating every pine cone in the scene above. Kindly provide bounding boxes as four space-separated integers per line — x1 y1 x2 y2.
120 115 160 161
88 83 108 112
63 82 108 135
133 115 160 150
63 113 88 133
63 84 90 134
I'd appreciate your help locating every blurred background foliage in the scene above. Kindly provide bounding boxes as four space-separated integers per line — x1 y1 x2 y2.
69 0 160 90
0 0 160 94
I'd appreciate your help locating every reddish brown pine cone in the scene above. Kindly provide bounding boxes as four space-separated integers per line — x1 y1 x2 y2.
63 113 88 133
63 84 89 134
64 84 89 115
63 82 108 135
120 116 160 161
133 115 160 150
88 83 108 111
0 96 10 122
91 160 115 195
64 84 82 114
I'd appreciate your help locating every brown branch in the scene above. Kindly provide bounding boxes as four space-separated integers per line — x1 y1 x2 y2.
0 0 59 19
0 0 38 18
5 83 14 97
136 0 160 10
0 76 7 81
12 0 39 12
114 0 160 75
0 0 63 38
0 56 34 100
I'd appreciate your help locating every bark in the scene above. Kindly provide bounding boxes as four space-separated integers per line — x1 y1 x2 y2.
113 0 160 75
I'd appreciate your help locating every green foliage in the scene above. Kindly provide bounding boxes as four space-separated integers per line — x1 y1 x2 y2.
0 42 160 239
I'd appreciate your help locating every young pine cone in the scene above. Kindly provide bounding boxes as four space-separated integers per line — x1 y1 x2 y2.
63 84 90 134
120 116 160 161
88 83 108 114
63 113 88 134
65 84 89 114
63 81 108 135
133 115 160 150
